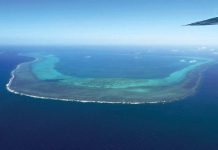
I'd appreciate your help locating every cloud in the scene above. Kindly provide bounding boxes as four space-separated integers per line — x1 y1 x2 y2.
84 55 92 59
197 46 208 51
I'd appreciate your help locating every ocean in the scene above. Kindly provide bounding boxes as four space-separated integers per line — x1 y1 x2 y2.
1 47 218 150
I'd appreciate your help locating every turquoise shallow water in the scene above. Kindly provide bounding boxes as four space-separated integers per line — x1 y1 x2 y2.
32 55 64 80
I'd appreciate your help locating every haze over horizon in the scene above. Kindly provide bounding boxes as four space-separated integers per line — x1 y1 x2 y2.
1 0 218 46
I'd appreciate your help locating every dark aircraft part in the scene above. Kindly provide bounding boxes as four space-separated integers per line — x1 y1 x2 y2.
187 17 218 26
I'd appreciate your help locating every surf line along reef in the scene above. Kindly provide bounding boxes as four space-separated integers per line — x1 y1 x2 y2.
7 53 214 104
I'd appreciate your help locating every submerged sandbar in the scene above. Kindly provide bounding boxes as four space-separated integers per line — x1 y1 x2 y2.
7 51 213 104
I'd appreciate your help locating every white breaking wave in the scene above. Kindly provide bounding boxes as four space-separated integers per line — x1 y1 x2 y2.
180 59 186 63
189 60 197 64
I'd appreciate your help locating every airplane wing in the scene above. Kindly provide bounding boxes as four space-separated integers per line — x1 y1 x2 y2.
186 17 218 26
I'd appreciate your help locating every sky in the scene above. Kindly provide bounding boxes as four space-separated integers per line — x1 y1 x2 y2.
1 0 218 46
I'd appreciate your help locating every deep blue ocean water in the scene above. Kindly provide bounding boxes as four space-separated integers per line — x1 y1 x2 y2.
1 48 218 150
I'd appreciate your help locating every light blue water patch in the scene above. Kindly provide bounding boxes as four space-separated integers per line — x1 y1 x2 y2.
31 55 70 80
